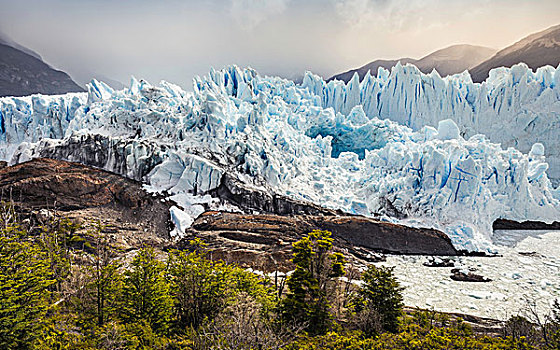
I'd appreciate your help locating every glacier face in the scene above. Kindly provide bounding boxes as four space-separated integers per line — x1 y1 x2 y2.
1 66 559 251
304 62 560 185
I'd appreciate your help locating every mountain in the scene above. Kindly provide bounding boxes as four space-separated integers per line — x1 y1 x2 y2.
329 44 496 82
470 24 560 83
0 37 84 97
0 32 42 60
414 45 497 77
1 66 559 252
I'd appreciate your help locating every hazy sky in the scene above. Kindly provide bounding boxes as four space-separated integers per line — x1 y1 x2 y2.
1 0 560 89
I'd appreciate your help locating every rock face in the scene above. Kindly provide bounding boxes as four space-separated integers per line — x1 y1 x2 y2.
493 219 560 230
185 211 458 271
0 158 173 249
0 158 460 270
210 173 339 217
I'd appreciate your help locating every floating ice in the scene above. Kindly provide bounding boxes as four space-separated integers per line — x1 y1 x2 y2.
382 230 560 320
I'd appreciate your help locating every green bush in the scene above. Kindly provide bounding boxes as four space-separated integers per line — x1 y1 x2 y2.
120 248 173 334
0 223 56 349
351 265 404 335
167 242 275 331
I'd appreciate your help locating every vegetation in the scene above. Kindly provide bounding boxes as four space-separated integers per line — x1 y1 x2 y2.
0 221 55 349
279 229 346 335
350 265 404 336
0 202 559 349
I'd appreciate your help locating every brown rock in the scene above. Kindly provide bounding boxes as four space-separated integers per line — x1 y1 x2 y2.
192 211 457 256
0 158 173 250
184 211 458 271
450 268 492 282
0 158 459 272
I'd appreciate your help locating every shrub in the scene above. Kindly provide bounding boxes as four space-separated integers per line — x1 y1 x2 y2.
120 248 173 334
352 265 404 335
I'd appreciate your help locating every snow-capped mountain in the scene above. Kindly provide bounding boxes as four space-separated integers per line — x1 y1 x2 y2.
329 44 496 83
470 24 560 83
1 65 559 252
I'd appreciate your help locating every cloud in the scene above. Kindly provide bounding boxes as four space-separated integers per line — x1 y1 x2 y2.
230 0 290 30
333 0 483 32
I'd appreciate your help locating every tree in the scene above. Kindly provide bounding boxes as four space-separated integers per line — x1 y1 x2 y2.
503 315 538 346
280 230 346 335
120 247 173 334
37 216 80 293
549 299 560 349
0 222 56 349
167 245 230 330
192 292 294 350
167 240 274 330
353 265 404 335
72 223 123 329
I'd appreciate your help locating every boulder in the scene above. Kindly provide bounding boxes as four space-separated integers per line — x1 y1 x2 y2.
450 268 492 282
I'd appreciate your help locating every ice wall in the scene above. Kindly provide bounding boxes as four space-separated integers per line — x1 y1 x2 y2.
1 66 559 251
303 63 560 184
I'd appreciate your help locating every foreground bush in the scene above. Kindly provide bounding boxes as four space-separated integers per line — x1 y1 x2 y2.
287 320 536 350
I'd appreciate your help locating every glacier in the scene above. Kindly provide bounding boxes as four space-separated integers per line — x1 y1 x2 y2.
0 65 559 252
304 62 560 185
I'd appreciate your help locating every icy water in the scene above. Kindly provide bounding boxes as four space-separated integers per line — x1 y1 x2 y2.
378 230 560 320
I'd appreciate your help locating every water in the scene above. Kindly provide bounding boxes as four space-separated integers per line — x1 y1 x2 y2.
378 230 560 320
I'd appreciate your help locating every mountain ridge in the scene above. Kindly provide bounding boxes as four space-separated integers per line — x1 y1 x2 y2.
470 24 560 82
329 24 560 84
329 44 496 83
0 37 84 97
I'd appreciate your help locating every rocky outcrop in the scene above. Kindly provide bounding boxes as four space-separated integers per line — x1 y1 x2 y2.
0 158 173 250
17 133 168 181
210 173 339 217
493 219 560 230
310 215 457 255
0 158 459 271
18 134 343 217
184 211 458 271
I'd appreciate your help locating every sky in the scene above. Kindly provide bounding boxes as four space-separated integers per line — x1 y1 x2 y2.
1 0 560 89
